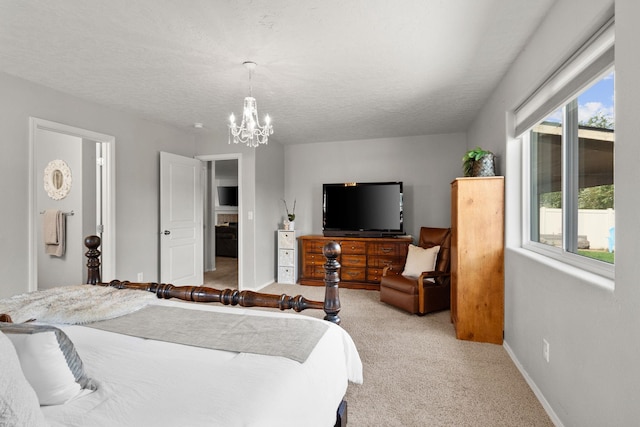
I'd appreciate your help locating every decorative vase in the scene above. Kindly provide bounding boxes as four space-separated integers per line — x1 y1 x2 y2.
472 153 496 177
288 221 295 231
283 220 295 231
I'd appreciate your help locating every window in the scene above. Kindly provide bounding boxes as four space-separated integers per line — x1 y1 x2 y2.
517 18 614 278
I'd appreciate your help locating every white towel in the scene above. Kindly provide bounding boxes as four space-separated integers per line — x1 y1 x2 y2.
43 210 59 244
43 210 66 257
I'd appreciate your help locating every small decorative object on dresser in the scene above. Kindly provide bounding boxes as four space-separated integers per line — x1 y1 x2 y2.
282 198 296 230
462 147 496 177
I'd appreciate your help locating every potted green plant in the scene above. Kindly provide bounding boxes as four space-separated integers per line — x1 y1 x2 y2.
462 147 496 177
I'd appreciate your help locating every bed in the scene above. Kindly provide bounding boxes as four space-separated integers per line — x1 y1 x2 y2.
0 236 362 427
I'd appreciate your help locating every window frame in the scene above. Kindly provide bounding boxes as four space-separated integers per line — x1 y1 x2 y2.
516 16 615 281
521 72 615 279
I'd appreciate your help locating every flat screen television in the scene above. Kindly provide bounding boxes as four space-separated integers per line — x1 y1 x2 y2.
322 181 404 237
217 186 238 206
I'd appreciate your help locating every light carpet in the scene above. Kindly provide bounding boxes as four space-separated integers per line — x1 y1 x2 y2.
204 256 238 288
261 282 553 427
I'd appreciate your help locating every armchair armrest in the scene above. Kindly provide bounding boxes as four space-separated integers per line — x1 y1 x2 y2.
382 265 402 277
417 271 451 314
419 271 450 285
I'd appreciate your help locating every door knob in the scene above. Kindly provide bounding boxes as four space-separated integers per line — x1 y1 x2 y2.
163 230 171 235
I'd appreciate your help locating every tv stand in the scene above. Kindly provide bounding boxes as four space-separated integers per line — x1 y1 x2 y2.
299 235 413 290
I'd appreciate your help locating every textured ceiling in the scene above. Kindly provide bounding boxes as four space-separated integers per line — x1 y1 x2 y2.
0 0 555 145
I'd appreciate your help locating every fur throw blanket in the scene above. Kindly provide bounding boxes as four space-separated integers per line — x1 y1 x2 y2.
0 285 157 324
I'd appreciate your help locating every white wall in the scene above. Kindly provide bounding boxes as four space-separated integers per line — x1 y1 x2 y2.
284 133 466 241
256 143 285 287
467 0 640 425
0 72 198 299
35 129 83 288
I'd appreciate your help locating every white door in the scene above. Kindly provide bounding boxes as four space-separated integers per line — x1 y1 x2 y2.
160 152 203 285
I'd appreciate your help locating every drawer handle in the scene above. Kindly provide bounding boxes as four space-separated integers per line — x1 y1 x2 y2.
381 247 392 253
346 271 358 277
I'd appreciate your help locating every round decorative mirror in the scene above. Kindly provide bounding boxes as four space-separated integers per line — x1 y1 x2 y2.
44 159 72 200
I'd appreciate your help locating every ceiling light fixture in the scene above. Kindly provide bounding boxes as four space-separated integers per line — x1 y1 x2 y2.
228 61 273 147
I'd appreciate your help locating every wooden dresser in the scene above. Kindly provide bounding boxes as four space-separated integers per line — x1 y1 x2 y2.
299 235 412 290
451 177 504 344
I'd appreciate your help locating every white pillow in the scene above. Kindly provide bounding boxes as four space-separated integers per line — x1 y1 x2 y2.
0 323 96 406
0 331 47 426
402 244 440 279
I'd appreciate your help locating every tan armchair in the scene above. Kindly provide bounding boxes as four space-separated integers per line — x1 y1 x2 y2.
379 227 451 315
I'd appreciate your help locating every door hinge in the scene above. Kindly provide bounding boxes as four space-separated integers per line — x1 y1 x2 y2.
96 157 105 167
97 224 104 233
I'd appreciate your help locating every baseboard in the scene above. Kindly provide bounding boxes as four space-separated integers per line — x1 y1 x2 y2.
503 340 564 427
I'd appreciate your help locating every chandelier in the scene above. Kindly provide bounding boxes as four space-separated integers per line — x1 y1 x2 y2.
228 61 273 147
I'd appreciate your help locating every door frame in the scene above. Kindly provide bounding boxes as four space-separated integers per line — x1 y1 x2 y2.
28 118 116 290
197 153 243 290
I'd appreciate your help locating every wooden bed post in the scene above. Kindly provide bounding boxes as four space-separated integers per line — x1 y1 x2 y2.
323 241 341 325
85 235 101 285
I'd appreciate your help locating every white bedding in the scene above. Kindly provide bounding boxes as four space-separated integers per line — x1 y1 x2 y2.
39 299 363 427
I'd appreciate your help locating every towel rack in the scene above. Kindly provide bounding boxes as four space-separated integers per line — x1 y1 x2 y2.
40 210 74 216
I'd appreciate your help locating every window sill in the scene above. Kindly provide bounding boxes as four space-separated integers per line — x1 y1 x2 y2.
510 245 615 292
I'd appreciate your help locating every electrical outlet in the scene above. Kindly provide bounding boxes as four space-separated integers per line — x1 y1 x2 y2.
543 338 550 363
137 272 143 281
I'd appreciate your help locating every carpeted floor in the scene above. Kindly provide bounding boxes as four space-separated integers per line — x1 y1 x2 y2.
203 256 238 288
262 282 554 427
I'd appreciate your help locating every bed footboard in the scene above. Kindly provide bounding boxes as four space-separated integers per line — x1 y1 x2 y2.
84 235 343 324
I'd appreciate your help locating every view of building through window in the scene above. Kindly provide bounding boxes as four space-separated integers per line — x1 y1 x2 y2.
530 71 615 264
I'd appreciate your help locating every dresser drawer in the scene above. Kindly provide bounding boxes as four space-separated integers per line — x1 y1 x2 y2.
278 266 296 284
279 249 295 266
339 240 366 255
303 264 325 279
341 254 366 268
367 267 386 283
340 267 366 282
303 240 326 254
368 241 409 256
368 255 403 269
304 252 325 266
278 231 296 249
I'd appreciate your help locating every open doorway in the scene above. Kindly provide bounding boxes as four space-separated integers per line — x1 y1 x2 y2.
29 118 115 291
202 155 240 289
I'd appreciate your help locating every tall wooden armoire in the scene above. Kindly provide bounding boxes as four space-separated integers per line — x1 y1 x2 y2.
450 177 504 344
